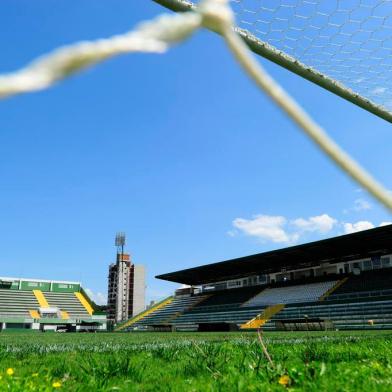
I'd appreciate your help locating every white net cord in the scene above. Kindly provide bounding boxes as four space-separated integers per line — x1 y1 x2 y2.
0 12 202 99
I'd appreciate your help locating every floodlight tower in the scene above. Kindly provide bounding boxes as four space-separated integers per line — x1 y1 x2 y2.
107 232 145 326
115 232 126 265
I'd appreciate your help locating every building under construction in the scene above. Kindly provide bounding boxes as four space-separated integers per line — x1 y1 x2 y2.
107 233 145 325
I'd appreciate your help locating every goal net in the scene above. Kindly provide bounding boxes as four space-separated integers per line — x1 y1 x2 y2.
155 0 392 123
1 0 391 210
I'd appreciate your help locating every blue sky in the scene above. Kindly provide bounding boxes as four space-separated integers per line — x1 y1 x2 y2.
0 0 391 305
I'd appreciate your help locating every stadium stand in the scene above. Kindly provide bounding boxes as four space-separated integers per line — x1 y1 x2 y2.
126 295 208 331
241 304 285 329
0 277 106 332
173 306 265 331
115 296 174 331
243 281 337 306
260 269 392 330
265 298 392 331
170 281 337 330
331 268 392 297
195 286 263 308
44 292 92 319
118 225 392 331
0 289 39 319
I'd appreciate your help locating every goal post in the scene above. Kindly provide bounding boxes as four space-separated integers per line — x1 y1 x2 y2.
153 0 392 123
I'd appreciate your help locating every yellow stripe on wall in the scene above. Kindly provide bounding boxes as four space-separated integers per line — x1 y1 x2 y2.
61 311 69 320
33 290 49 308
319 277 349 301
29 309 40 319
74 292 94 316
241 304 285 329
115 296 173 331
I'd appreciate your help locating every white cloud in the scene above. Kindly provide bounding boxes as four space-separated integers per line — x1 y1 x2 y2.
353 198 372 211
233 215 295 244
343 221 392 234
232 213 336 244
371 86 387 95
226 230 237 237
343 221 375 234
343 198 372 214
353 78 365 84
85 288 106 306
232 212 390 245
291 214 337 233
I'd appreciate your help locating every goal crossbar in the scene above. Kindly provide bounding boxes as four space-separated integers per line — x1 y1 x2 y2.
153 0 392 124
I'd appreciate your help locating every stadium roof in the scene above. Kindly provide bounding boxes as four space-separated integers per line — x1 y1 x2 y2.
156 225 392 285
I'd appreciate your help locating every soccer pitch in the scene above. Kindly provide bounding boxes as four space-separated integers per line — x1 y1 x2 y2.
1 331 391 391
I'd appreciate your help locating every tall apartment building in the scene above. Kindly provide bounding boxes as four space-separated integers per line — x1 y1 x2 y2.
107 234 145 324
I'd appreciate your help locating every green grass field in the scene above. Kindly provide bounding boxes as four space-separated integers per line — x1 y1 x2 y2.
1 330 392 391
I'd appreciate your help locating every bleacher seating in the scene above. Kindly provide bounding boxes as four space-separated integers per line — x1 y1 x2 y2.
265 298 392 330
44 292 90 318
0 278 105 332
164 287 268 331
126 280 341 330
169 281 337 331
173 305 265 331
195 286 263 308
331 268 392 297
130 295 208 329
243 281 337 306
0 289 39 319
